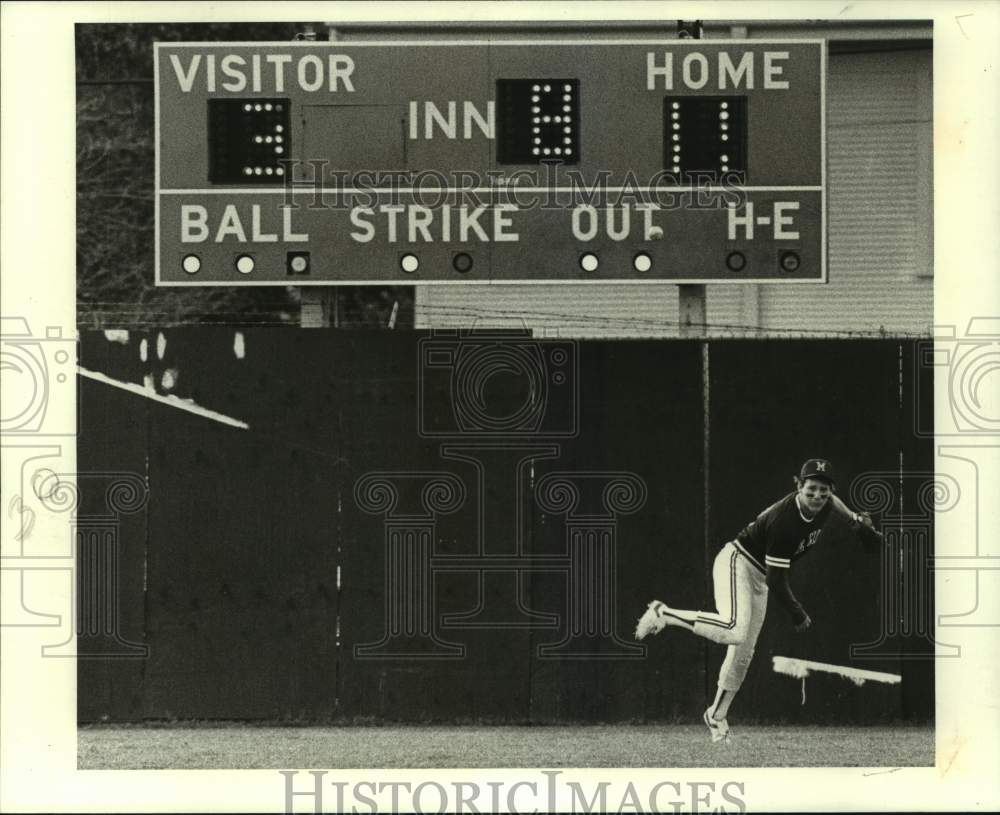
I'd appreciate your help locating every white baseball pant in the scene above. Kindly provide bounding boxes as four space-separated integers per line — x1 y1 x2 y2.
690 541 769 691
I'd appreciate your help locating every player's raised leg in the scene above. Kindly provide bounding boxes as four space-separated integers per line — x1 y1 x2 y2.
691 544 755 645
636 543 753 644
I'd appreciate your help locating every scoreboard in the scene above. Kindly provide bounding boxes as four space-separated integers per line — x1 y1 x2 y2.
155 40 825 285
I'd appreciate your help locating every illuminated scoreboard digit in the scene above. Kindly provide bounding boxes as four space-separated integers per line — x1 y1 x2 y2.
208 99 290 184
497 79 581 164
155 41 825 285
664 97 747 181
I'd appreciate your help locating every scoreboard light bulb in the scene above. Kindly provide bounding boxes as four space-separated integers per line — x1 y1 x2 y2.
633 252 653 272
182 254 201 274
544 84 551 92
254 104 263 112
780 251 801 273
673 134 680 142
254 135 263 143
543 147 551 155
721 164 729 171
673 122 680 130
276 167 284 175
721 154 729 162
543 115 551 123
564 137 572 144
564 125 572 134
563 84 572 91
719 111 730 120
243 103 252 112
554 147 562 155
265 103 273 111
720 101 729 109
275 146 284 154
254 167 263 175
533 137 541 145
243 167 253 175
563 93 572 102
400 253 420 273
563 105 571 113
672 112 680 120
532 147 540 155
235 254 255 274
265 136 273 143
275 124 284 133
275 104 283 111
532 84 540 92
720 123 729 131
673 145 681 153
564 147 572 154
532 106 540 114
265 167 274 175
275 135 283 144
531 95 540 103
725 251 747 272
721 134 729 141
452 252 474 274
672 102 680 110
579 253 600 272
286 251 310 275
533 126 540 134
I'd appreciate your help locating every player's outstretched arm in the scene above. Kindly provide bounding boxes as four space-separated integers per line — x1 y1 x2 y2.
829 493 862 524
853 518 884 550
830 493 885 550
766 566 811 631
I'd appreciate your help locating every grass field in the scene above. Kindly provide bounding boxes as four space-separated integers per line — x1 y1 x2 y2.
78 723 934 769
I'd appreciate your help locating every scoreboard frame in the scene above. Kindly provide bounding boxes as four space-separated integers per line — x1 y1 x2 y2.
154 39 827 286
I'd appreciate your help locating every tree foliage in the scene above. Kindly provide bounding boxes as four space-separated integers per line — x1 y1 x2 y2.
76 23 414 329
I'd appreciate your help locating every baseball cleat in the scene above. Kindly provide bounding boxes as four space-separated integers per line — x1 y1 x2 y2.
703 709 731 743
634 600 669 640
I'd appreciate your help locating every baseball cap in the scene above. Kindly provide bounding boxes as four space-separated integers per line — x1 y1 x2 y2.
799 458 835 485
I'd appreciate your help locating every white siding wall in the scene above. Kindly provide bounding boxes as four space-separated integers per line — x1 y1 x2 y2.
416 45 933 338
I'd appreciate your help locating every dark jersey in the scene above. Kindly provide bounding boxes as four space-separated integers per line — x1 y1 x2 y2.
733 492 833 573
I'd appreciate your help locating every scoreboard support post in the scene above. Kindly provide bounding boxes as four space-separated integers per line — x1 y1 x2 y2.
300 289 339 328
678 284 706 337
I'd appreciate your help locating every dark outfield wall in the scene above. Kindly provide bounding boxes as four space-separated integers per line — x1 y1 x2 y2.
77 331 933 723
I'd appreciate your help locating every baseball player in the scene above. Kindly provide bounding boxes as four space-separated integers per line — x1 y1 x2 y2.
634 458 883 743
